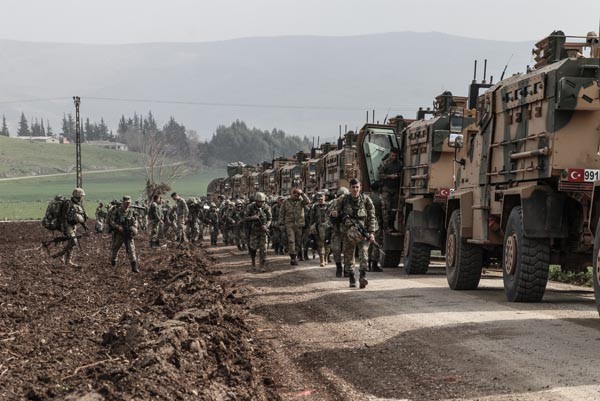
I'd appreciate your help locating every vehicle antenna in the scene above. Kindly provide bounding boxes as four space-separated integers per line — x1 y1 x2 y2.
500 54 514 81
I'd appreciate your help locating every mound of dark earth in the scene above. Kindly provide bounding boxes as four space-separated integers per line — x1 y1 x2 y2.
0 221 279 401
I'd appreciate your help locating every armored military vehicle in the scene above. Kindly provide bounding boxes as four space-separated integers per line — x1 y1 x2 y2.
446 31 600 303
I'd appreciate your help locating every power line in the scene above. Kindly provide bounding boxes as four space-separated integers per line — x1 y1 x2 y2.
0 95 420 112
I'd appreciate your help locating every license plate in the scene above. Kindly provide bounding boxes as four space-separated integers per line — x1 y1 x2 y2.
567 168 600 182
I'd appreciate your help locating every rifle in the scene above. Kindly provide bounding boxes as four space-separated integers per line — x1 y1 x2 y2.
42 234 86 254
243 213 270 237
343 214 385 255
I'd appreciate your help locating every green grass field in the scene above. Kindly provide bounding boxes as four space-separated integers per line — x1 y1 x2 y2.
0 169 225 220
0 136 143 176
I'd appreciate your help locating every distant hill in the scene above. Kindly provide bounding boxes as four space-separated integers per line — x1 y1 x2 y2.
0 32 535 140
0 136 142 178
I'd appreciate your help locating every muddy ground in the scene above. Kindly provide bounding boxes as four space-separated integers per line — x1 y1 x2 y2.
0 222 279 401
4 222 600 401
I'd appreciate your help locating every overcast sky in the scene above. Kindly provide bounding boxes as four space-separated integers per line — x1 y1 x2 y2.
2 0 599 44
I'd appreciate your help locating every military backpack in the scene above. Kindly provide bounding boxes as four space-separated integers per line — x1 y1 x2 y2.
42 195 67 231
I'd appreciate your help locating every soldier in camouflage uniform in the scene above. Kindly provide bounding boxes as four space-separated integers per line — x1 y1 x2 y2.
108 196 140 273
231 200 246 250
279 187 310 265
309 193 330 267
378 148 402 231
186 197 202 243
95 202 107 234
148 194 163 248
368 188 384 272
329 187 349 277
243 192 272 272
220 201 235 245
53 187 87 267
270 196 285 254
206 203 220 246
171 192 189 243
333 178 376 288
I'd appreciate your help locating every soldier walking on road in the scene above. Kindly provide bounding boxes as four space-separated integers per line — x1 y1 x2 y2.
109 196 140 272
329 187 349 277
243 192 272 272
206 203 220 245
148 194 163 248
333 178 376 288
378 148 402 231
309 193 330 267
171 192 189 243
53 188 87 267
279 187 310 266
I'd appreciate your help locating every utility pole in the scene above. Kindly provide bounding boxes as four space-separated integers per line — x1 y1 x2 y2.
73 96 82 188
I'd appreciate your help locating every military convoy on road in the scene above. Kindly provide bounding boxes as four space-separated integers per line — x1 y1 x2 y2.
208 30 600 313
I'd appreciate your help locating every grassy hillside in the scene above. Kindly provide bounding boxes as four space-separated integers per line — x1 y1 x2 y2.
0 169 224 220
0 136 142 177
0 136 225 220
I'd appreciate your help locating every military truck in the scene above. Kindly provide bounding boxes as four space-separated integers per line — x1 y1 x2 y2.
446 31 600 302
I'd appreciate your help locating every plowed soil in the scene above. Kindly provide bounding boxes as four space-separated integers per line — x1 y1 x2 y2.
0 222 280 401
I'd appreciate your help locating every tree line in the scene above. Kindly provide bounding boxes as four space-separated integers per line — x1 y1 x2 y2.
2 111 309 167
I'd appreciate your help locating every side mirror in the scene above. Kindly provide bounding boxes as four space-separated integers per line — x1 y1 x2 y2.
448 133 464 149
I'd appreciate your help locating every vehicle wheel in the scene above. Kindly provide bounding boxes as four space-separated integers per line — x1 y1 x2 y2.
403 212 431 274
592 221 600 315
446 210 483 290
503 206 549 302
382 250 402 268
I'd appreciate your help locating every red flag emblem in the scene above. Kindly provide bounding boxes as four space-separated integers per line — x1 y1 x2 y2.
568 169 584 182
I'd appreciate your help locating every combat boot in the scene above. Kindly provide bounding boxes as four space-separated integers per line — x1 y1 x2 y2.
65 255 79 268
290 254 298 266
349 272 356 288
258 260 267 273
359 271 368 289
335 263 343 278
297 252 304 262
303 249 309 261
131 261 139 273
111 259 117 268
372 261 383 272
319 255 325 267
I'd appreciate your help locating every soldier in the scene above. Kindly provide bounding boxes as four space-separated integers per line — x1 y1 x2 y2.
309 192 330 267
270 196 285 254
134 200 148 231
221 200 235 245
95 202 107 234
187 197 202 243
171 192 189 243
279 187 310 265
378 148 402 231
148 194 163 248
108 196 139 273
243 192 272 272
53 188 87 267
206 203 220 245
368 186 384 272
231 200 246 250
333 178 376 288
329 187 349 277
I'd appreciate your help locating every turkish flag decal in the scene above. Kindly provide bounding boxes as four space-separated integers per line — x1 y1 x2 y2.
568 169 584 182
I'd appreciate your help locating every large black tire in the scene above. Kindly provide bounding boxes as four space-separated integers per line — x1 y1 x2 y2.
502 206 550 302
403 212 432 274
445 210 483 290
382 250 402 268
592 221 600 315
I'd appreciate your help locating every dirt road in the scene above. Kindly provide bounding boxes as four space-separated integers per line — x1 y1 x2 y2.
211 244 600 401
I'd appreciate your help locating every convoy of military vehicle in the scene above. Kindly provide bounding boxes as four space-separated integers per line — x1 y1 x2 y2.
207 31 600 313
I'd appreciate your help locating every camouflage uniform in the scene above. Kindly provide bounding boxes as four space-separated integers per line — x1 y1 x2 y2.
220 202 235 245
95 204 107 234
55 189 87 266
279 190 310 264
109 200 139 272
206 205 220 245
378 154 402 230
329 190 348 277
309 196 330 267
244 200 272 271
270 200 283 254
337 192 376 284
368 191 384 271
230 204 246 250
187 198 202 243
148 199 163 247
174 197 189 242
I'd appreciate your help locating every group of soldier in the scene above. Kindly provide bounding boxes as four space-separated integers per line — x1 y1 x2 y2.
50 148 400 286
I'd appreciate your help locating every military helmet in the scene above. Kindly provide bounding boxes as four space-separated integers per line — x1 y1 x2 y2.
210 202 217 208
337 187 349 196
122 195 131 203
316 193 325 200
254 192 267 202
72 188 85 198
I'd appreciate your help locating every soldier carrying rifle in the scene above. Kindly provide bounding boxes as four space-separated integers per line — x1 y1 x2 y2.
109 195 140 273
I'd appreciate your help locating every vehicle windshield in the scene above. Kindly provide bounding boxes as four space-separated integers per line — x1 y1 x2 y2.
362 127 398 185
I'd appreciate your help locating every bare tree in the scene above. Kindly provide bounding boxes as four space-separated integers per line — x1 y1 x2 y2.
139 132 190 201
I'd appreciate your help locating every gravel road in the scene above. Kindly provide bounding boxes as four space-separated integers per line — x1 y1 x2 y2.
210 245 600 401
